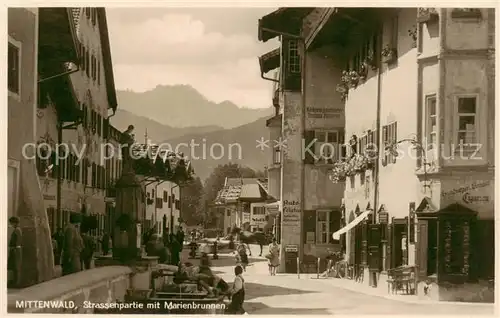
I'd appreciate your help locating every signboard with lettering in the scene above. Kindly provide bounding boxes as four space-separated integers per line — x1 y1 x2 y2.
441 180 493 216
282 200 301 227
306 107 344 119
285 244 298 252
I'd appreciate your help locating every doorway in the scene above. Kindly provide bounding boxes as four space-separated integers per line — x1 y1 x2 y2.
392 221 408 268
427 219 438 276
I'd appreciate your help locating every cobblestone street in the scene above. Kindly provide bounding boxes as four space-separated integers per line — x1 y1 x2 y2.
209 245 495 315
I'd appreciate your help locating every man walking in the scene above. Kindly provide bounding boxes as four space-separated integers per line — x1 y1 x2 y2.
62 213 84 276
8 217 22 288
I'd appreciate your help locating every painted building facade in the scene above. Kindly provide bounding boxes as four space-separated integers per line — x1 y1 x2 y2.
258 8 346 273
145 180 181 236
34 8 118 241
305 7 495 302
8 8 80 287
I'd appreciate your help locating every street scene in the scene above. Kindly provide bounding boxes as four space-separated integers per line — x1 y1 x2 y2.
7 5 496 315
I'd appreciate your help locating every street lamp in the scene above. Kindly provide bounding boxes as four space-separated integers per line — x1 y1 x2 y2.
385 137 432 189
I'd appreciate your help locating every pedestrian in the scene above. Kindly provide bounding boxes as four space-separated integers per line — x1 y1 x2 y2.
236 242 249 271
54 228 64 265
8 216 22 288
101 232 111 255
176 226 185 251
226 265 246 314
169 233 181 266
62 213 84 276
81 231 96 270
267 238 280 276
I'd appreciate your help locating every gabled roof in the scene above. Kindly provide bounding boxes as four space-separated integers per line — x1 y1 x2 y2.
216 178 269 205
72 8 118 112
258 8 314 42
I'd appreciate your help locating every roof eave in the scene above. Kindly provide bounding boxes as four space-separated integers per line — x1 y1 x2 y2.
258 48 280 74
97 8 118 112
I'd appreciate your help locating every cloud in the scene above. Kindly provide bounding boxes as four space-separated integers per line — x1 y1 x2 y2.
106 8 279 109
108 13 267 65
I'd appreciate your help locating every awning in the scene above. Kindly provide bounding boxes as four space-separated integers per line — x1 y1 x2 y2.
265 201 281 216
332 210 372 240
259 48 280 74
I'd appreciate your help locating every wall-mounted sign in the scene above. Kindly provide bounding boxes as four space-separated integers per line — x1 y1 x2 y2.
306 107 344 119
306 232 315 244
43 194 56 201
285 244 298 252
462 193 490 204
282 200 301 227
441 181 490 198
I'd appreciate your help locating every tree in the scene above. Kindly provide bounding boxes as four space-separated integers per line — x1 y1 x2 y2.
180 176 204 226
201 163 261 226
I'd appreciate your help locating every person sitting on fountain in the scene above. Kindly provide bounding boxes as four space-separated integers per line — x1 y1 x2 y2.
173 262 229 298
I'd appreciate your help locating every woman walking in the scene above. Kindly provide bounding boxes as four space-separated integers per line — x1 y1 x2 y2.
236 242 249 272
267 238 280 276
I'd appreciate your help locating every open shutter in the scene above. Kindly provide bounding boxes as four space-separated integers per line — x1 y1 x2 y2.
303 210 316 244
368 224 382 271
339 128 346 161
416 221 428 280
392 122 398 163
381 126 388 166
385 224 392 271
361 222 368 266
303 130 316 164
329 211 341 243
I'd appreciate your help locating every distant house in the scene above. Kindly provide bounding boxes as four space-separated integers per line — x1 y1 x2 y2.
215 178 274 234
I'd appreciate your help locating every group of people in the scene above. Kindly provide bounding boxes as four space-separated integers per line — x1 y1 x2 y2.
233 235 280 276
145 226 185 266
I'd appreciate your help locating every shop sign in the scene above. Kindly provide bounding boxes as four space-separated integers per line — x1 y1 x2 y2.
306 232 315 244
462 193 489 204
306 107 343 119
441 181 490 198
283 200 301 227
285 244 298 252
43 194 56 201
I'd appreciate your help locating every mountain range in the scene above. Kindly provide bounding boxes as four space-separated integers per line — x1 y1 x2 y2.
112 85 273 180
116 84 273 129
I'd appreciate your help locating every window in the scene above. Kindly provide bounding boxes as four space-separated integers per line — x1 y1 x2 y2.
288 40 300 73
226 210 230 217
425 95 438 151
454 96 478 156
8 160 20 218
315 130 339 163
253 206 266 215
382 122 398 165
359 134 368 155
8 40 21 95
316 211 329 244
273 148 281 165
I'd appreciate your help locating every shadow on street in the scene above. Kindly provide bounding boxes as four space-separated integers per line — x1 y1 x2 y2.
244 282 317 301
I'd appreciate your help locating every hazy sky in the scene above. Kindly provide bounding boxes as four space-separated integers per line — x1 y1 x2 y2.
106 8 279 109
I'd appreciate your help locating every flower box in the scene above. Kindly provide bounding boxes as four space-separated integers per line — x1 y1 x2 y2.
381 46 397 64
451 9 482 20
417 8 439 23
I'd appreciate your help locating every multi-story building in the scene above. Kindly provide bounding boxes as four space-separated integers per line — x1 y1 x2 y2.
8 8 82 287
45 7 117 237
258 8 346 273
270 7 494 302
104 123 122 234
145 180 181 236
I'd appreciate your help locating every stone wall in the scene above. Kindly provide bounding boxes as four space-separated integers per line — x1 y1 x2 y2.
8 266 132 313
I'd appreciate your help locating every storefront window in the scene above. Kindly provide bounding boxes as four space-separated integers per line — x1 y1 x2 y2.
442 219 471 275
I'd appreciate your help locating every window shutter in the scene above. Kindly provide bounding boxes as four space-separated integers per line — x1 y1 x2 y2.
303 130 316 164
329 211 341 243
163 191 168 202
392 122 398 163
416 221 428 279
381 126 388 166
339 129 346 161
361 222 368 266
368 224 382 270
386 224 392 270
303 210 316 244
168 196 171 208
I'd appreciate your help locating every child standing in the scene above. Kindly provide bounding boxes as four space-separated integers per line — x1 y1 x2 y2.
227 265 246 314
